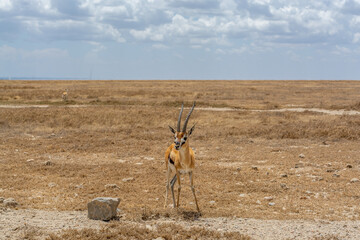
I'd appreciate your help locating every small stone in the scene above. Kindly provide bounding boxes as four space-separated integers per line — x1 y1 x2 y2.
87 197 120 220
305 191 313 195
350 178 359 183
75 184 84 189
209 200 216 204
264 196 274 201
280 183 289 189
251 166 258 170
333 174 340 178
0 197 4 203
26 159 34 162
256 200 261 204
4 198 18 207
44 161 52 166
122 177 134 182
48 182 57 188
280 174 288 178
105 184 119 189
326 169 335 173
236 167 241 171
239 194 247 198
268 202 275 206
346 164 353 168
299 154 305 158
295 163 304 168
152 237 165 240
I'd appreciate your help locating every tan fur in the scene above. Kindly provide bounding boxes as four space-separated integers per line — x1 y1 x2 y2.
62 89 68 101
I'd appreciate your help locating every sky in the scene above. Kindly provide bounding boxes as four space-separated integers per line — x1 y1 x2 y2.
0 0 360 80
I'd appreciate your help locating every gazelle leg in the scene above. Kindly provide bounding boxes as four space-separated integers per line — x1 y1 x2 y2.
189 172 200 212
170 174 177 208
176 171 181 208
164 166 171 208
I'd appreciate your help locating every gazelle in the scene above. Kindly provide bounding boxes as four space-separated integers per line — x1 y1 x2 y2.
62 89 68 101
164 102 200 212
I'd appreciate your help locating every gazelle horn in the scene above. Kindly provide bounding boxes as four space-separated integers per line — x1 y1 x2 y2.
177 103 184 132
182 102 196 132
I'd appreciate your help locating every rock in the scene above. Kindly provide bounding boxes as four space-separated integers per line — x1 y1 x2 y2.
0 197 4 203
87 197 120 220
4 198 18 207
280 183 289 190
299 154 305 158
75 184 84 189
264 196 274 201
48 182 57 188
122 177 135 182
295 163 304 168
280 174 288 178
350 178 359 183
44 161 52 166
26 159 34 162
346 164 353 168
333 174 340 178
326 169 335 173
152 237 165 240
268 202 275 206
256 200 261 204
239 194 247 198
105 184 119 189
251 166 258 170
209 201 216 204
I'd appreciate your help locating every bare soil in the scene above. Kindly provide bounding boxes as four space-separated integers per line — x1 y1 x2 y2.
1 80 360 239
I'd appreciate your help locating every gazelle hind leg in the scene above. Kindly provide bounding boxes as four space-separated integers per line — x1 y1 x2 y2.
189 172 200 212
170 174 177 208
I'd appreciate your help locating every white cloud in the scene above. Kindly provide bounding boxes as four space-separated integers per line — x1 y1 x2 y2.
0 0 13 11
0 0 359 56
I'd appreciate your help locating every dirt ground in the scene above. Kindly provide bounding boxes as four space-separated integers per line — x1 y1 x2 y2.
1 80 360 239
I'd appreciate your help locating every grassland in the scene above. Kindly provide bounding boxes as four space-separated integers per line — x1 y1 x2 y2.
1 80 360 239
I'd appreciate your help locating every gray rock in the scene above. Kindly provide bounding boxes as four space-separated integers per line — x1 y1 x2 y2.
299 154 305 158
350 178 359 183
295 163 304 168
105 184 119 189
122 177 134 182
0 197 4 203
4 198 18 207
88 197 120 220
264 196 274 201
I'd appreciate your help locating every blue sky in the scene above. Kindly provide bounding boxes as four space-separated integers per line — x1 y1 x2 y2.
0 0 360 80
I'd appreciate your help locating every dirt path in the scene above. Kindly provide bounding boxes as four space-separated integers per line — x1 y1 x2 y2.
1 104 360 116
1 208 360 239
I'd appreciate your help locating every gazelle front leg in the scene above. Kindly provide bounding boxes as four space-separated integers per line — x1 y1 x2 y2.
164 166 171 208
189 171 200 212
176 170 181 208
170 174 177 208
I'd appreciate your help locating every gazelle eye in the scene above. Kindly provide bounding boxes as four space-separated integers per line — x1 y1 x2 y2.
183 137 187 141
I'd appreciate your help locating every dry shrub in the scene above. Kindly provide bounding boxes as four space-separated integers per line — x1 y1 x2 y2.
244 113 360 140
48 222 250 240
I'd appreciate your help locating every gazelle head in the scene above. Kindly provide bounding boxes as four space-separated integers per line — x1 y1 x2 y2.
169 102 196 150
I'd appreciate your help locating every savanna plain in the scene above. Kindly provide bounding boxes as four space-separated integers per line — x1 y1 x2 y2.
1 80 360 239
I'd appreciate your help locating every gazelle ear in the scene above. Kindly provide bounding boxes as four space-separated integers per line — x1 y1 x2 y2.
169 126 176 134
188 124 195 136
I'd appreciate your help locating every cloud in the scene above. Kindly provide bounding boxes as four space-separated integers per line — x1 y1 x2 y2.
0 0 359 55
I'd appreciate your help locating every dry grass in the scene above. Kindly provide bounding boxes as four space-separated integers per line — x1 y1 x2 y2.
47 221 250 240
1 80 360 239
